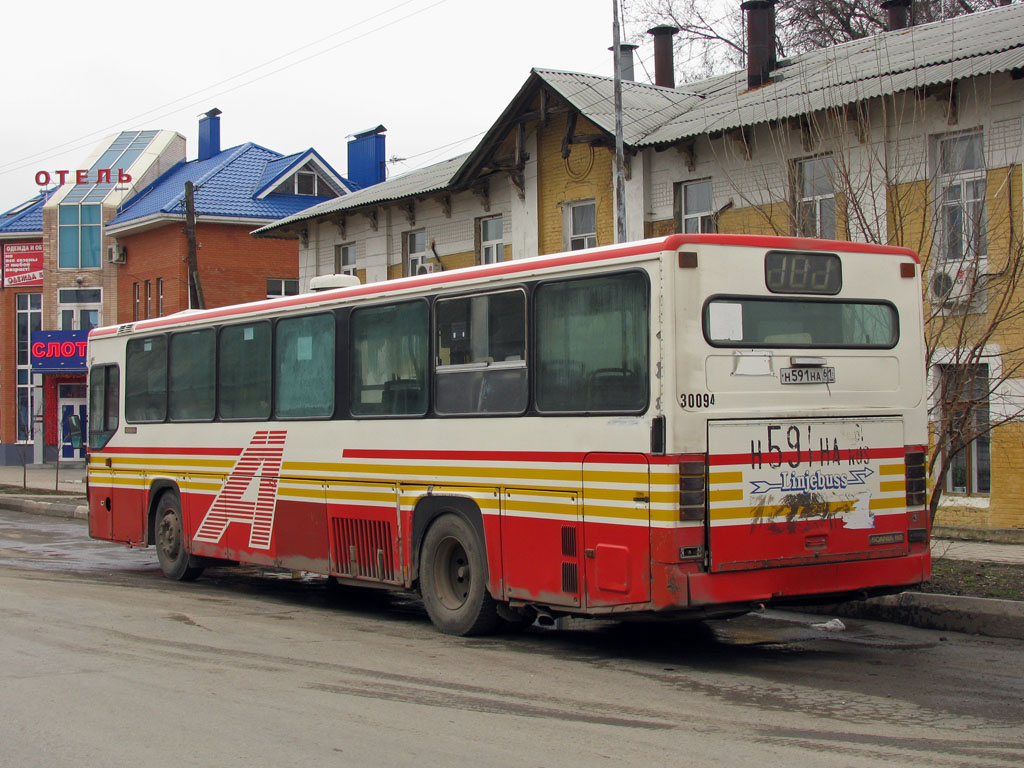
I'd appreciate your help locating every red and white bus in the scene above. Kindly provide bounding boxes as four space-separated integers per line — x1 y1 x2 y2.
86 233 930 635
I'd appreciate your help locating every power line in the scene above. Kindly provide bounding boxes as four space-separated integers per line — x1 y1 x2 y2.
0 0 451 178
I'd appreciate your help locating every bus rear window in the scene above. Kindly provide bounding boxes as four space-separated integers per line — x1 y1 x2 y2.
704 297 898 348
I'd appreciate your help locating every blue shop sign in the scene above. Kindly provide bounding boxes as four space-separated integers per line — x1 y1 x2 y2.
31 330 88 373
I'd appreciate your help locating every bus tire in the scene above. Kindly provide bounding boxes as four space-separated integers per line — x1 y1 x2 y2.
419 513 500 636
154 490 204 582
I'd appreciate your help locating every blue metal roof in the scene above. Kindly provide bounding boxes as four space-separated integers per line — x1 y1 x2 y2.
0 188 56 236
109 142 350 229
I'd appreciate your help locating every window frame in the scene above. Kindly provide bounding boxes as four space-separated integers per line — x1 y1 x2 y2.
939 363 991 496
794 155 837 240
479 216 504 265
124 335 168 423
935 130 987 264
88 363 120 450
267 278 299 299
57 203 102 270
565 200 597 251
335 243 357 276
349 299 429 418
217 320 273 422
680 179 715 234
405 230 428 275
273 312 336 420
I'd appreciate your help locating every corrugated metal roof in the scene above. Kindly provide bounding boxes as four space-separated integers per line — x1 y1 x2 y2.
539 3 1024 147
253 153 468 235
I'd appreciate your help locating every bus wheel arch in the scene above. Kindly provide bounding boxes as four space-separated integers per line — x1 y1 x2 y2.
146 479 181 546
153 487 204 582
413 497 501 636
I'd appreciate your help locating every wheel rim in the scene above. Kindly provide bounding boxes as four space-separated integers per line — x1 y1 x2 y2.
433 535 471 611
158 513 181 562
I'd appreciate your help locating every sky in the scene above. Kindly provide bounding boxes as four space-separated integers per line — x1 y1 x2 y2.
0 0 662 211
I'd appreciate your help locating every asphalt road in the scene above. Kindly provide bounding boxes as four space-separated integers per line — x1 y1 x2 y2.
1 508 1022 768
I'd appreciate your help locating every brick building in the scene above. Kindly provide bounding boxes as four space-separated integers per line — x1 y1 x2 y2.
259 4 1024 529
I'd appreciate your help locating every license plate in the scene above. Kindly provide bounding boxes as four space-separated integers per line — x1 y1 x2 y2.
780 366 835 384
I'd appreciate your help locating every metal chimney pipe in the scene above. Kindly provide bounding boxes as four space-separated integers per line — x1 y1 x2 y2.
742 0 777 89
647 26 680 88
609 43 639 82
881 0 912 31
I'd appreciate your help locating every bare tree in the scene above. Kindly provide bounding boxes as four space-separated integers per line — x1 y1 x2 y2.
690 73 1024 521
623 0 1006 80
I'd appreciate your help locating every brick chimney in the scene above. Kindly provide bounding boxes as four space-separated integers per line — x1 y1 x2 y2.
742 0 777 89
198 108 222 161
882 0 912 31
647 26 680 88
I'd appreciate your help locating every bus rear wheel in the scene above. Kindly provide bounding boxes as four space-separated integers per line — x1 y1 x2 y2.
420 513 500 636
154 491 204 582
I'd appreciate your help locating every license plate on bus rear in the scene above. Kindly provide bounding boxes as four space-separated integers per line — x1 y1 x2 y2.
780 367 835 384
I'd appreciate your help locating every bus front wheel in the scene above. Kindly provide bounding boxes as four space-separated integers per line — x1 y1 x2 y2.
155 491 204 582
419 513 500 636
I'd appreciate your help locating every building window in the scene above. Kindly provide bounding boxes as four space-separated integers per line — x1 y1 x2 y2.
940 364 990 495
796 156 836 239
406 230 428 275
566 201 596 250
157 278 164 317
16 292 42 442
296 171 318 196
133 283 140 321
681 180 715 233
480 216 504 264
335 244 357 275
58 203 102 269
145 280 152 319
58 288 101 331
267 279 299 298
937 131 986 263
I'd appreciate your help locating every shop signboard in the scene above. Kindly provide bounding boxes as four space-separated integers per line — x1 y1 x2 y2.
2 243 44 287
31 330 88 373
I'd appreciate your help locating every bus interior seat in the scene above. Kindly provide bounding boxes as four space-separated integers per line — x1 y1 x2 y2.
382 378 422 414
588 367 642 410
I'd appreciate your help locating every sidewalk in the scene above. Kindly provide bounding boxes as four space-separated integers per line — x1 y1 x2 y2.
1 462 1022 640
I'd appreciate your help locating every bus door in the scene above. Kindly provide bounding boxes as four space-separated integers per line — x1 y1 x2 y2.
582 453 651 608
706 417 909 573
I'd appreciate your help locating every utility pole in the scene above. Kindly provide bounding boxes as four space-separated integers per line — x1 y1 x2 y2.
184 181 205 309
612 0 627 243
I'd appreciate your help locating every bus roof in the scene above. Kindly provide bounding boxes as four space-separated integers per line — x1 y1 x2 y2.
90 233 918 340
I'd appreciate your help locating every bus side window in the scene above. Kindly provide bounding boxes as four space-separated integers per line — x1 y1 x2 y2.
88 364 119 449
169 329 215 421
350 301 428 417
535 272 649 413
218 322 271 420
125 336 167 422
275 313 335 419
434 290 527 416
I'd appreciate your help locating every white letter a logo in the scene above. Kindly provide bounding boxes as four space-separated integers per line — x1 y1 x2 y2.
194 430 287 549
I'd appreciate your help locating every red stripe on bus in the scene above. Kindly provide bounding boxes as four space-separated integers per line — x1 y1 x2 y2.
92 446 244 456
88 234 918 339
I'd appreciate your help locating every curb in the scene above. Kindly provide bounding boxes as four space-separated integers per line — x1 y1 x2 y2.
0 496 88 521
810 592 1024 641
933 525 1024 545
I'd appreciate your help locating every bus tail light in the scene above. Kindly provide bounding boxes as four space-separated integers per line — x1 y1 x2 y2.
905 446 929 542
679 454 707 522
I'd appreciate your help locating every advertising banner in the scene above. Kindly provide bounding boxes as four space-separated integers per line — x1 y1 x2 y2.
3 242 44 287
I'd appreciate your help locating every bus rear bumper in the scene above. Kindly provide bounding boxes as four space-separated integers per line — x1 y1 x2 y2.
655 551 931 611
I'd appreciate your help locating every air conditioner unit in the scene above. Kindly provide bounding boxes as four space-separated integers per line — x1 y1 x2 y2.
415 262 439 275
106 244 126 264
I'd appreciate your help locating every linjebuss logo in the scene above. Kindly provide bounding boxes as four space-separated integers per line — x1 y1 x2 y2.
749 467 874 495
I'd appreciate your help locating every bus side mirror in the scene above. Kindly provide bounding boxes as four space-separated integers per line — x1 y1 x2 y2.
67 415 83 450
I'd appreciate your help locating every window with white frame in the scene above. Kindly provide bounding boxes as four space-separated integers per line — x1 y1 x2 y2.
939 363 990 495
566 200 596 250
406 230 428 275
480 216 503 264
58 288 101 331
937 131 986 263
267 279 299 298
335 244 357 276
796 156 836 239
681 180 715 233
16 293 41 442
157 278 164 317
